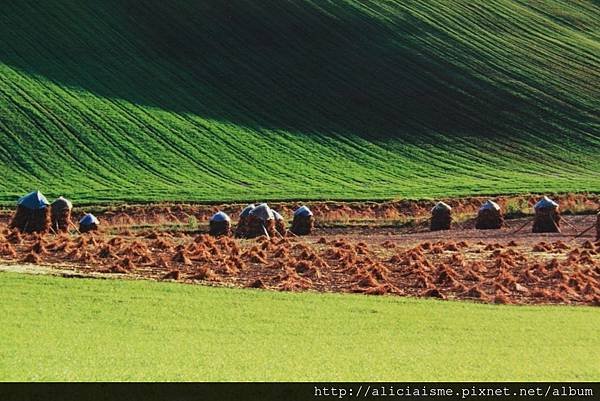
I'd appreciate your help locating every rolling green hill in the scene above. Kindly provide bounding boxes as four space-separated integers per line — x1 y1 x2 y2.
0 0 598 203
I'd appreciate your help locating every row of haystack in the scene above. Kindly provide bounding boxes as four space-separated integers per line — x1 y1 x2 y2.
9 190 99 234
430 201 505 231
10 191 587 237
430 196 563 233
209 203 314 238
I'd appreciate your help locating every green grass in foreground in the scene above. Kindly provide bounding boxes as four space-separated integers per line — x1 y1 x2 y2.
0 272 598 381
0 0 599 203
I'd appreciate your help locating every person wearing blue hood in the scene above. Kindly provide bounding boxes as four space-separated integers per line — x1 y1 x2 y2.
430 201 452 231
10 190 51 233
235 204 255 238
209 211 231 237
271 209 287 236
79 213 100 233
532 196 561 233
51 197 73 232
475 200 504 230
247 203 275 238
291 205 314 235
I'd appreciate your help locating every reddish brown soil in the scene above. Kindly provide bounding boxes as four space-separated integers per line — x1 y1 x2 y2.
0 211 598 306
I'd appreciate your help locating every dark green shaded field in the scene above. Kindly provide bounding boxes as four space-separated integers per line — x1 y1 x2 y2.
1 272 598 381
0 0 598 203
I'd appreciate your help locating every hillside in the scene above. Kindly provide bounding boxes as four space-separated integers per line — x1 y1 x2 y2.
0 0 599 203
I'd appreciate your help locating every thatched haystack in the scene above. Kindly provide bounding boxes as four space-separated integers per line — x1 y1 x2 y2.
10 190 51 233
51 196 73 232
272 210 286 236
595 212 599 241
430 202 452 231
209 211 231 237
235 204 255 238
475 200 503 230
291 206 314 236
532 196 560 233
247 203 275 238
79 213 99 233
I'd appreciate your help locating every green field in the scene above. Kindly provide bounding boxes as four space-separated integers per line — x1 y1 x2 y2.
0 0 599 204
0 272 598 381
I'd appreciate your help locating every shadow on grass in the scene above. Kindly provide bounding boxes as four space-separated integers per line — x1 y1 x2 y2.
0 0 555 140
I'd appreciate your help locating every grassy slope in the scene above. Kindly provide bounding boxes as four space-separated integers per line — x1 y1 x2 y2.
0 272 598 381
0 0 598 203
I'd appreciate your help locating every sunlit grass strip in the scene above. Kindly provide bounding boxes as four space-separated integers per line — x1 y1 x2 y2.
1 272 599 381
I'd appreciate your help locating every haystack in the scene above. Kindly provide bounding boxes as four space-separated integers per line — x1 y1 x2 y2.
291 205 314 236
595 212 599 241
430 202 452 231
532 196 560 233
234 204 255 238
272 210 287 236
10 190 51 233
79 213 100 233
209 211 231 237
51 196 73 232
475 200 503 230
247 203 275 238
